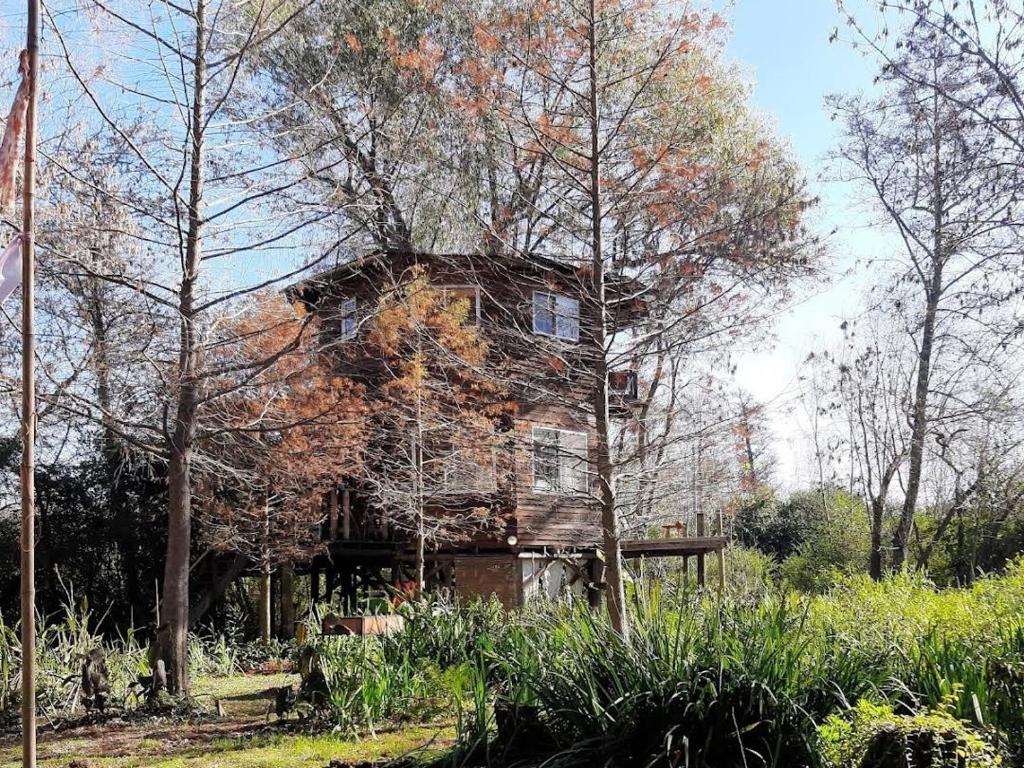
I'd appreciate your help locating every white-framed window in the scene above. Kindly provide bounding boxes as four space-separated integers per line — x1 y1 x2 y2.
440 285 481 324
339 298 357 340
533 291 579 341
532 426 588 494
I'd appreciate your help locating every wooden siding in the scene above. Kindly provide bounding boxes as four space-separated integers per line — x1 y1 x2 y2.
296 252 609 553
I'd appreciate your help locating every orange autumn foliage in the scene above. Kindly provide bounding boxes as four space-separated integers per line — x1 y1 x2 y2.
199 293 367 564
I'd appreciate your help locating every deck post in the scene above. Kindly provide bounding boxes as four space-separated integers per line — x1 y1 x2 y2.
270 568 280 638
310 562 320 605
587 555 603 611
342 565 355 614
325 565 337 605
696 511 706 587
716 507 726 594
280 562 296 639
328 487 339 541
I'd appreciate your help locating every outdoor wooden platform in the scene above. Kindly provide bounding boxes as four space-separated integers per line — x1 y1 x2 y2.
620 536 727 559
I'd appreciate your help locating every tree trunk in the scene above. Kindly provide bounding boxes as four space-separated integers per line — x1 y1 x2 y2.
163 449 193 694
892 98 943 572
189 553 247 628
892 289 937 570
279 562 295 639
586 0 629 639
414 351 426 592
258 565 272 644
869 497 884 580
160 0 206 695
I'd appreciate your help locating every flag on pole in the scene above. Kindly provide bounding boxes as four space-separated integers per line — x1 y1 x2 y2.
0 234 21 305
0 50 30 214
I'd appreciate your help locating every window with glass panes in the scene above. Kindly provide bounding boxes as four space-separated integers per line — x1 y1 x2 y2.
339 298 357 340
532 291 579 341
532 427 588 494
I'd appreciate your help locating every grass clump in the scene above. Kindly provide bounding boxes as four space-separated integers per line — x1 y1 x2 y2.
298 597 502 736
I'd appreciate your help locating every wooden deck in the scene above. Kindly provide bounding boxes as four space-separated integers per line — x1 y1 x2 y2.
620 536 727 559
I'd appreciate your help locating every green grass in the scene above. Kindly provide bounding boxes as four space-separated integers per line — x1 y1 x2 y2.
0 724 454 768
0 669 453 768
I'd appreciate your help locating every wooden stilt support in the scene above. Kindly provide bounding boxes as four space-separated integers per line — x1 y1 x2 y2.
587 556 603 611
716 507 726 594
696 511 706 588
325 565 337 605
328 487 339 541
310 562 320 605
280 562 295 639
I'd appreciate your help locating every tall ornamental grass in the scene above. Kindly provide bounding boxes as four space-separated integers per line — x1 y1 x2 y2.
451 563 1024 766
0 591 242 720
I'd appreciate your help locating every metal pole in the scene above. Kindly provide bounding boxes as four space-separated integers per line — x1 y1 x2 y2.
21 2 39 766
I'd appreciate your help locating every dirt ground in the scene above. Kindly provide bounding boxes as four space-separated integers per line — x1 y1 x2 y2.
0 674 455 768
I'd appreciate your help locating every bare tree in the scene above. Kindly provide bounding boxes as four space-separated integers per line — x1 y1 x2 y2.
467 0 815 635
44 0 320 692
831 25 1023 569
833 321 911 578
838 1 1023 168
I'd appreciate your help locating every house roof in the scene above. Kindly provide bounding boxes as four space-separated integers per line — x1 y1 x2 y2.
288 250 586 304
287 250 649 323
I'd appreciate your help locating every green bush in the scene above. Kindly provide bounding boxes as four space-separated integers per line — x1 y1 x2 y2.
818 700 1002 768
296 595 504 735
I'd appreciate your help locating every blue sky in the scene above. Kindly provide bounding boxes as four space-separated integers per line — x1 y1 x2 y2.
721 0 891 483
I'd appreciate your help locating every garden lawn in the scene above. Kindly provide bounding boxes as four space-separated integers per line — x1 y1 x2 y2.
0 673 455 768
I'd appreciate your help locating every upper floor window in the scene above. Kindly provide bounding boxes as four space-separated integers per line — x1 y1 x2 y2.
532 426 588 494
339 298 357 340
533 291 579 342
440 285 481 324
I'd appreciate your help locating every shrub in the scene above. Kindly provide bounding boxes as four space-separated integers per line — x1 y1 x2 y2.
297 595 504 735
818 700 1002 768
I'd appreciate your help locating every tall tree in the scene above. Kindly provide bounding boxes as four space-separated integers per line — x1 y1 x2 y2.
47 0 314 692
832 322 911 578
469 0 814 635
831 24 1023 569
356 268 513 588
200 293 366 641
839 0 1023 167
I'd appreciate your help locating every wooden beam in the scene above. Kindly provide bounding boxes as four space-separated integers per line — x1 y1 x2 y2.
696 511 706 588
620 536 727 558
